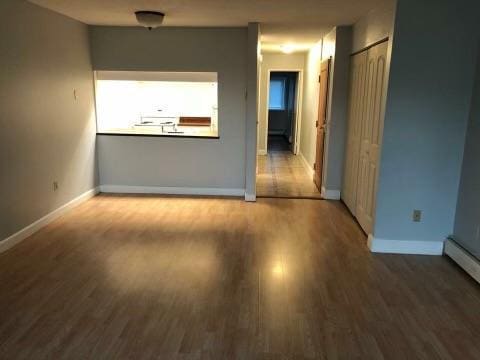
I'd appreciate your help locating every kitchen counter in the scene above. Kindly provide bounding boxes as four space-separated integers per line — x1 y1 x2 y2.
97 125 219 139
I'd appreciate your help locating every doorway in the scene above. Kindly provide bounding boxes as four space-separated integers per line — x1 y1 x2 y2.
256 71 322 198
267 72 298 154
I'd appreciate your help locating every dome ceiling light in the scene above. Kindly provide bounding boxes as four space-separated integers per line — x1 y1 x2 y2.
135 11 165 30
280 44 295 54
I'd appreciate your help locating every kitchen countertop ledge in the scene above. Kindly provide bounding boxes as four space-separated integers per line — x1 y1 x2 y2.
97 132 220 139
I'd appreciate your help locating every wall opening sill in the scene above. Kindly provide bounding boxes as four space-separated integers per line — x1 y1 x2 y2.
96 132 220 139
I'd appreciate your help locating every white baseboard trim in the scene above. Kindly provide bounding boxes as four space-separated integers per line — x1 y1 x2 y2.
99 185 245 197
444 239 480 284
367 234 444 255
299 151 314 177
245 193 256 202
321 186 341 200
258 149 267 156
0 187 99 254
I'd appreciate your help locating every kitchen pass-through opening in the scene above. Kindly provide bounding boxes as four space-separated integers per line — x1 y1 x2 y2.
94 71 218 138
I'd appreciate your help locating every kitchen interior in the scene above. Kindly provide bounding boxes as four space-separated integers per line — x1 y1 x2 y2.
95 71 219 137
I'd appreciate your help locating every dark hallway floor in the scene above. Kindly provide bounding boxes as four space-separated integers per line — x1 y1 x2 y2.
267 135 291 151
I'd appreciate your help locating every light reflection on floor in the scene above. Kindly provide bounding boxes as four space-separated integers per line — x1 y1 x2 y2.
105 240 219 293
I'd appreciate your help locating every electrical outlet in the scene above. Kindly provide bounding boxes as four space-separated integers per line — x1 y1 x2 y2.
412 210 422 222
53 181 59 192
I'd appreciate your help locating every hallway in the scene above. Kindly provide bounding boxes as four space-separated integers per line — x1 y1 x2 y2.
257 136 322 198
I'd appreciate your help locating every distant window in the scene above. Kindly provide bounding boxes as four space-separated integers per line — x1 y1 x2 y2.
269 78 286 110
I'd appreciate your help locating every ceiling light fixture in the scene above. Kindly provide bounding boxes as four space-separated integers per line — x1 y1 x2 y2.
280 44 296 54
135 11 165 30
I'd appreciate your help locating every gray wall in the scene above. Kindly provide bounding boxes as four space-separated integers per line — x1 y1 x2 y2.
322 26 352 192
245 23 260 199
89 26 248 191
298 26 352 191
300 42 323 168
352 0 396 53
374 0 480 242
0 0 97 241
453 44 480 260
300 0 395 181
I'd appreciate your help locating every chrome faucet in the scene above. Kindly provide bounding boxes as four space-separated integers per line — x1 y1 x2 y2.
158 121 173 133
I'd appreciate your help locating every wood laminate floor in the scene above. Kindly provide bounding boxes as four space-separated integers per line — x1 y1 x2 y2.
1 195 480 359
257 136 322 199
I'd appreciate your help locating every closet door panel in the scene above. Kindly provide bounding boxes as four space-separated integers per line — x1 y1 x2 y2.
356 41 388 235
342 51 367 213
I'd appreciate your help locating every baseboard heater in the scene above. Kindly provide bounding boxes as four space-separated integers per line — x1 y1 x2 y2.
444 239 480 284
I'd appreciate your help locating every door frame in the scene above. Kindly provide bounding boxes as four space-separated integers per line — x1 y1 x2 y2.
314 58 332 192
263 69 304 155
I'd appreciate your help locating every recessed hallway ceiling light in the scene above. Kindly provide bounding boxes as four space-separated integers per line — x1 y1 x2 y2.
135 11 165 30
280 44 295 54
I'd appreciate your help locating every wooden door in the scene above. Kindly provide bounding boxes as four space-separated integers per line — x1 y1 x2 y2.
342 51 368 214
355 41 388 234
314 58 331 191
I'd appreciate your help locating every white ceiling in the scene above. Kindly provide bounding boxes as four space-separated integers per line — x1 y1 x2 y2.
29 0 389 53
